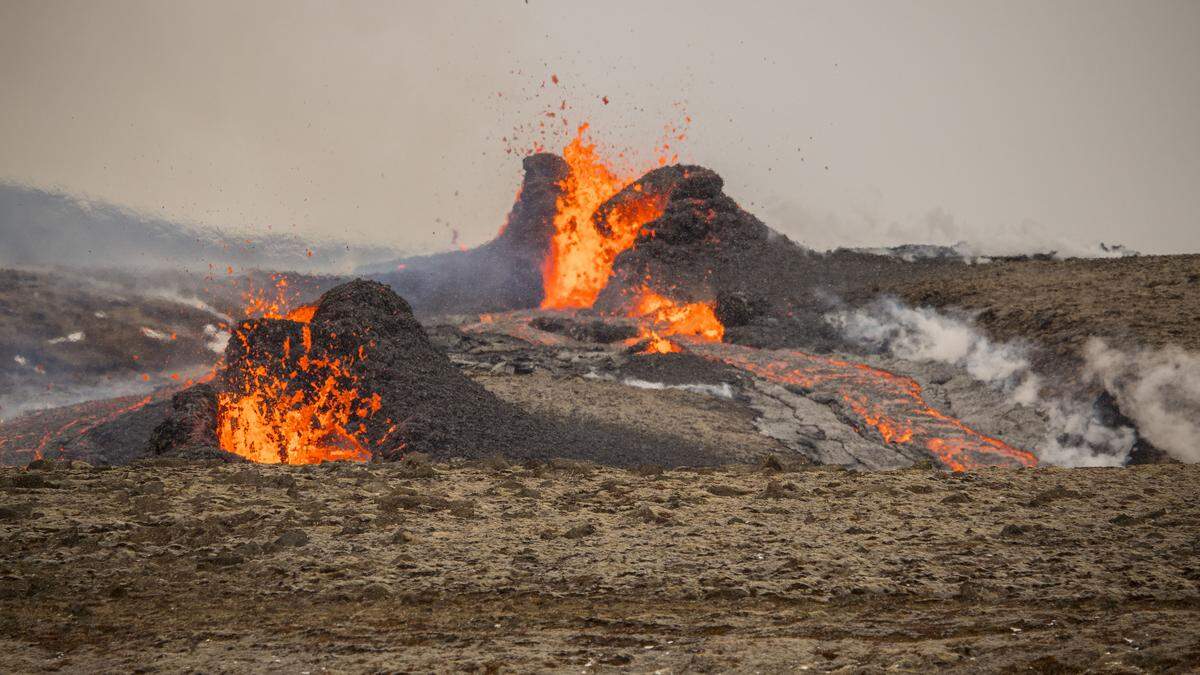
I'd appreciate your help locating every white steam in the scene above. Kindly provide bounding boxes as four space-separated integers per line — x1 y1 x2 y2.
140 327 171 341
825 299 1176 467
47 331 86 345
144 289 232 323
203 324 230 354
1085 339 1200 463
827 301 1040 404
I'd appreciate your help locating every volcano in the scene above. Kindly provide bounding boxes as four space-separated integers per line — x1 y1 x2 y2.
369 153 568 313
35 279 745 467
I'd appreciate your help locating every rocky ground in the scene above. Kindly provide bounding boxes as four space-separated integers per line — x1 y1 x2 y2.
866 254 1200 369
1 459 1197 672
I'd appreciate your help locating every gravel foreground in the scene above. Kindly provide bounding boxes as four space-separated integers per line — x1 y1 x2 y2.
2 459 1198 673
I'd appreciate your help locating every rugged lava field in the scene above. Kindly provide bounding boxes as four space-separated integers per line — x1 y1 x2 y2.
2 459 1197 672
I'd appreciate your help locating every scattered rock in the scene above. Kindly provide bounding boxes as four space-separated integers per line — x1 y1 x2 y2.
273 529 309 548
0 503 33 521
1111 509 1167 526
631 504 674 525
705 484 750 497
1027 485 1081 506
563 523 596 539
759 480 802 500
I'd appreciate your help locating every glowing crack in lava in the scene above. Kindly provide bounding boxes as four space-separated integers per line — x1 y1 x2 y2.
217 299 380 464
628 289 725 354
687 341 1038 471
540 124 669 309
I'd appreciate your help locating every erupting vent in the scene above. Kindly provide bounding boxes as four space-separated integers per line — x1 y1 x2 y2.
217 317 381 464
629 289 725 354
540 124 668 309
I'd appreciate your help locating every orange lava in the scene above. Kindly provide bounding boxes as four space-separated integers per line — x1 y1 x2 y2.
540 124 667 309
217 281 379 464
217 323 379 464
628 289 724 354
688 341 1037 471
285 304 317 323
242 274 297 319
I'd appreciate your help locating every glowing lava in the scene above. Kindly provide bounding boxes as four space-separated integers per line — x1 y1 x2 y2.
540 124 668 309
628 289 725 354
216 322 380 464
687 340 1037 471
217 282 380 464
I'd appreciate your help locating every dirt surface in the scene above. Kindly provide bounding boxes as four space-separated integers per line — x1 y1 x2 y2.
478 372 782 465
1 460 1197 672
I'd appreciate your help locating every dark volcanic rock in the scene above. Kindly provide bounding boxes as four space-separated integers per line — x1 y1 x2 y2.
146 385 241 462
714 291 768 328
618 352 744 387
592 164 916 352
528 316 638 343
147 280 732 467
593 165 780 314
214 279 546 459
370 153 568 314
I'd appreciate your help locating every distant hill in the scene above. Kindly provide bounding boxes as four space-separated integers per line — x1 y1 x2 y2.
0 183 399 273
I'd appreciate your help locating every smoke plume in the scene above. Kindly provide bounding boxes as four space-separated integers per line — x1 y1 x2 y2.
826 299 1158 466
1085 339 1200 463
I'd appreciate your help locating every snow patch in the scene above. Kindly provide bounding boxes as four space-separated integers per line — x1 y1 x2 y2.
140 327 170 341
47 331 86 345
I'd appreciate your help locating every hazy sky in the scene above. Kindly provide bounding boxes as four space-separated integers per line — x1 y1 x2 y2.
2 0 1198 255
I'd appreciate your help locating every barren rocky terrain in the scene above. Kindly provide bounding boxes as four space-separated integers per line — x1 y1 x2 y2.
868 254 1200 368
2 459 1197 672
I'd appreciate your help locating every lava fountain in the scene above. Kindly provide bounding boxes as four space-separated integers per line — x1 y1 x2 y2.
540 124 671 309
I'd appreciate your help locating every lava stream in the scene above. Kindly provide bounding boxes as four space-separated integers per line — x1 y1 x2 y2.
686 340 1037 471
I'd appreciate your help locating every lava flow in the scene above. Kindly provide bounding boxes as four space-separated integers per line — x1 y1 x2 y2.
687 340 1037 471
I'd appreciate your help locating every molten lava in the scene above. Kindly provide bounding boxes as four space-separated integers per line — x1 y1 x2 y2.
217 323 380 464
285 304 317 323
540 124 667 309
216 280 380 464
628 289 725 354
687 341 1037 471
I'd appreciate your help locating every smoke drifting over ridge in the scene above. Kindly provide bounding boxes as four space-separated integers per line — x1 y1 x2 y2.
825 299 1200 467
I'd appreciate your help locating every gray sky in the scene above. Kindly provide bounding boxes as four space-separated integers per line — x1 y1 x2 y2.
2 0 1198 255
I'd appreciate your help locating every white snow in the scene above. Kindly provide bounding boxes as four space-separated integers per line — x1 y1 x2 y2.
47 331 85 345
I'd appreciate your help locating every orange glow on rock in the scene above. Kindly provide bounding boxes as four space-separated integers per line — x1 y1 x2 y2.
540 124 666 309
628 288 724 354
216 325 377 464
